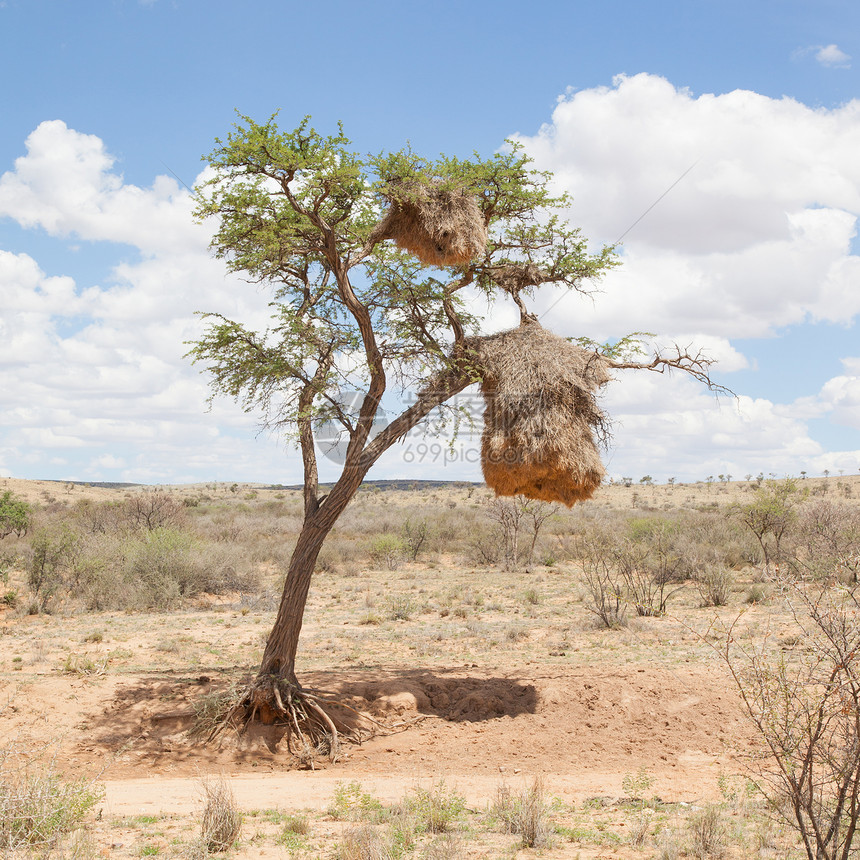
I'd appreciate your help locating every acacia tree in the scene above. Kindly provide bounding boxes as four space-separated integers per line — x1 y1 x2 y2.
189 116 718 750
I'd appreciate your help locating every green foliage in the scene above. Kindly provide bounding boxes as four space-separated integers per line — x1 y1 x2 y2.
0 490 30 539
327 782 385 822
621 767 654 803
369 534 406 571
28 524 81 608
398 781 466 834
189 114 617 442
126 527 198 608
735 478 803 572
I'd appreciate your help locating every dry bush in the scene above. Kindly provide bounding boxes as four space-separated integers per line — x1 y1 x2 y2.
336 824 394 860
576 529 627 628
0 743 103 852
419 833 463 859
199 776 242 852
793 498 860 583
693 565 732 607
687 804 728 858
721 579 860 860
121 489 187 531
492 776 551 848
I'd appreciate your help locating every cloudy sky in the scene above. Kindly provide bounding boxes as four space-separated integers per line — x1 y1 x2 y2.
1 0 858 486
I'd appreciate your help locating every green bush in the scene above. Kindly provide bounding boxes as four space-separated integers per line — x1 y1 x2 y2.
0 490 31 539
0 761 102 850
369 534 406 571
28 525 82 609
399 781 466 834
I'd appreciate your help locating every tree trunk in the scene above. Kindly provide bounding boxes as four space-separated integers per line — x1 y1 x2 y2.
257 517 329 687
255 459 367 688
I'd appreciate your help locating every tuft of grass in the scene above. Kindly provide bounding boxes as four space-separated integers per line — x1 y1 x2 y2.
280 812 310 835
492 776 551 848
62 653 106 676
335 824 394 860
386 595 415 622
199 776 242 853
687 804 728 858
400 780 466 834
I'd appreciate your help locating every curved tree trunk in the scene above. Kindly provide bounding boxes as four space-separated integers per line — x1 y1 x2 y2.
257 519 329 686
256 474 359 689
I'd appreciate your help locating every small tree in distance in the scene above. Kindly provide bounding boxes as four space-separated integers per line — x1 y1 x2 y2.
189 115 723 753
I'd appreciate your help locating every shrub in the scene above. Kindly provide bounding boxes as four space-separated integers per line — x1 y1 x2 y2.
386 595 415 622
336 825 394 860
0 490 31 539
694 565 732 607
721 580 860 860
0 756 103 850
369 534 406 570
687 804 727 858
399 781 466 834
28 524 82 609
492 777 551 848
121 490 186 532
199 776 242 852
401 518 428 561
577 529 626 628
327 781 385 822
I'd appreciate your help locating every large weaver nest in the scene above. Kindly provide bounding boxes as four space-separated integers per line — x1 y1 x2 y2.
371 180 488 266
471 321 611 506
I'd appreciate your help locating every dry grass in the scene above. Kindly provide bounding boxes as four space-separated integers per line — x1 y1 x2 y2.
492 776 551 848
199 776 242 852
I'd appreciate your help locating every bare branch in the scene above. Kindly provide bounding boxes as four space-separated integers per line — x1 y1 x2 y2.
608 345 734 395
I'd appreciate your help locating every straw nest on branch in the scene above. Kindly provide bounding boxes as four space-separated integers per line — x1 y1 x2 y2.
471 321 611 506
371 180 488 266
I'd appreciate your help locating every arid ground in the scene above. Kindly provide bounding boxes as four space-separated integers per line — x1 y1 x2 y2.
2 474 859 858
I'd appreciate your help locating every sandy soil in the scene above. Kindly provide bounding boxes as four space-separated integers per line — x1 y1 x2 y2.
2 660 749 811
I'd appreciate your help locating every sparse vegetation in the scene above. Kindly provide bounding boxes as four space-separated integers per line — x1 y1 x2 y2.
1 475 860 857
0 748 103 852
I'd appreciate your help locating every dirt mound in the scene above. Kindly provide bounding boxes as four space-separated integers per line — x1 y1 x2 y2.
0 662 749 799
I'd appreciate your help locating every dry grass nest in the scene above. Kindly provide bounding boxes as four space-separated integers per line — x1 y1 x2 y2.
470 321 611 506
489 263 548 292
372 179 488 267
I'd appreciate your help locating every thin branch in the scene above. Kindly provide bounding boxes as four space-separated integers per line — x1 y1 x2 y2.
608 346 734 395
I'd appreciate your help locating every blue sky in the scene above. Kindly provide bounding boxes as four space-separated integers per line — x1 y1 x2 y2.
1 0 859 485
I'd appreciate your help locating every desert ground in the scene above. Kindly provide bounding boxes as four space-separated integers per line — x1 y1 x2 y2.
1 473 859 858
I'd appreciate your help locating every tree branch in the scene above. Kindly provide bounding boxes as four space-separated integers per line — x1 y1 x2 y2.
608 346 733 395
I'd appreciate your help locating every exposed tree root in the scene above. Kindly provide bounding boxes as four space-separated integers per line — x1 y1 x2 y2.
206 675 374 767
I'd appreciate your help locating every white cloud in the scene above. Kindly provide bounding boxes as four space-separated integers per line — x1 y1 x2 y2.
0 122 287 483
513 74 860 336
0 121 209 256
1 100 859 485
816 44 851 68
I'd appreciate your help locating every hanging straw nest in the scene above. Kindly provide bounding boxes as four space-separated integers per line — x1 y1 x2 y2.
489 263 548 292
471 321 611 506
371 180 488 266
